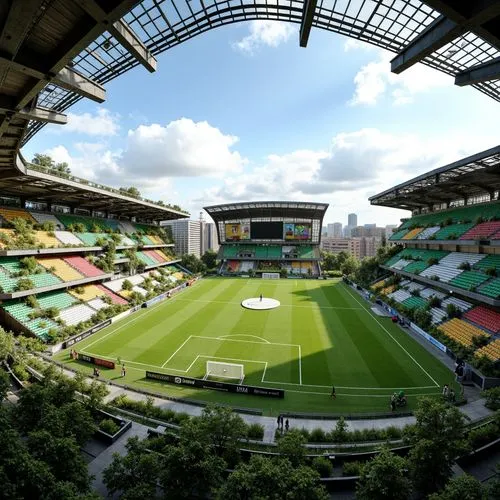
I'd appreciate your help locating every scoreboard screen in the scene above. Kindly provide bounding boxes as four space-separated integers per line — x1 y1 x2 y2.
250 222 283 239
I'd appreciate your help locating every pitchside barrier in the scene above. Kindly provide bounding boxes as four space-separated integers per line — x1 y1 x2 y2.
146 371 285 398
262 272 280 279
76 352 115 369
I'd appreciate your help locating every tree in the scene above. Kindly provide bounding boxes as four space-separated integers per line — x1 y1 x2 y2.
413 308 432 330
217 455 328 500
407 398 469 495
55 161 71 174
103 436 160 499
428 474 487 500
356 447 411 500
341 255 359 276
180 253 206 274
32 153 54 168
0 368 9 401
276 428 306 466
120 186 141 198
321 251 337 271
122 279 133 291
201 249 218 269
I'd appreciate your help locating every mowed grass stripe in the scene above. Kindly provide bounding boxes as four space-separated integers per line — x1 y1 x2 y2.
59 278 457 415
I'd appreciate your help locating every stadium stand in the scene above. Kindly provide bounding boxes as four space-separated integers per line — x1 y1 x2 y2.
430 308 448 325
419 265 463 283
64 256 105 277
87 298 108 311
59 304 95 326
388 289 411 303
29 211 64 229
441 296 472 312
439 252 486 268
420 288 446 300
34 231 61 248
439 318 489 348
475 340 500 362
479 279 500 299
96 285 128 305
54 231 84 246
0 207 36 224
449 271 490 291
37 258 84 282
37 290 78 310
401 296 428 310
433 223 475 240
473 254 500 274
464 306 500 334
460 221 500 240
69 284 105 302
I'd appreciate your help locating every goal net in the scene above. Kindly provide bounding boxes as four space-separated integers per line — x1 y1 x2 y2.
206 361 244 383
262 272 280 279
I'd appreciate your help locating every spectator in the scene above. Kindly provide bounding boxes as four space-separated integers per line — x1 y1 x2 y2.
442 384 449 399
285 419 289 432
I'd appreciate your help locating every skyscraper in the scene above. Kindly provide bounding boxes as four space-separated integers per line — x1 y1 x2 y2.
333 222 342 238
348 213 358 227
162 219 202 257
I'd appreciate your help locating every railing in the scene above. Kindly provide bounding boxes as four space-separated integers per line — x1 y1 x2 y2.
25 163 189 215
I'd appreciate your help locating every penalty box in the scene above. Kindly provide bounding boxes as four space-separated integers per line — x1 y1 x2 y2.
162 335 302 385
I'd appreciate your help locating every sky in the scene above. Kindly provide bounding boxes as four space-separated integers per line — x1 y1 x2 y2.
23 21 500 228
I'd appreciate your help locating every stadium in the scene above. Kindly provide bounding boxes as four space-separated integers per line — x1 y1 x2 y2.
0 0 499 497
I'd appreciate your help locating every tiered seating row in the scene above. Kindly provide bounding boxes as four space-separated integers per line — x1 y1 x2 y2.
64 256 105 277
448 271 489 291
464 306 500 333
59 304 95 326
401 296 427 309
441 296 472 312
439 318 489 348
475 339 500 361
478 278 500 299
419 265 463 283
460 221 500 240
439 252 486 268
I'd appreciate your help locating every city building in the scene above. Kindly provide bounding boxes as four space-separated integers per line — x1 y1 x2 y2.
162 219 202 257
321 236 381 260
333 222 343 238
203 222 219 254
348 213 357 227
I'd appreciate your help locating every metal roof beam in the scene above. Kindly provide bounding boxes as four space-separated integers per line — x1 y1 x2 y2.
299 0 318 48
109 20 157 73
391 16 464 74
76 1 157 72
16 106 67 124
455 56 500 86
0 54 106 103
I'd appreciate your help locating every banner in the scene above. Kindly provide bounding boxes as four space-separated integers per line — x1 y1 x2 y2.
63 319 112 348
284 223 311 241
146 371 284 398
225 223 250 241
410 322 447 353
76 353 115 369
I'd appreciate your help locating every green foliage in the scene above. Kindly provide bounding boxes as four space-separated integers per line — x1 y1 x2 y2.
428 474 487 500
217 455 329 500
0 368 9 401
25 295 39 309
119 186 141 197
311 456 333 478
342 460 364 476
246 422 265 440
19 256 40 274
333 415 348 442
413 308 432 330
446 303 461 319
121 279 133 291
15 277 34 291
481 387 500 410
356 448 410 500
340 255 359 276
276 429 306 466
201 249 218 269
180 253 206 274
458 261 471 271
99 418 120 435
407 398 469 495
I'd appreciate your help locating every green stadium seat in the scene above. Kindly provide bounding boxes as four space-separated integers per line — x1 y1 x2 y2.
449 271 489 291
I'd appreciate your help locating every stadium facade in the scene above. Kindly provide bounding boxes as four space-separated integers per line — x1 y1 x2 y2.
369 146 500 384
204 201 328 277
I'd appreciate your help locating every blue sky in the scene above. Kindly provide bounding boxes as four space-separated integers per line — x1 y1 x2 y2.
23 21 499 227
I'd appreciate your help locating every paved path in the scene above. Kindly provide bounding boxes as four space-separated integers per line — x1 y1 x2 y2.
58 364 494 444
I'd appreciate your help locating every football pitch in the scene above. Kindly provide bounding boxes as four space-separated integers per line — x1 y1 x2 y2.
56 278 457 415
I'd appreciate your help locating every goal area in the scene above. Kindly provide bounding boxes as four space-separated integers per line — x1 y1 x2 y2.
205 361 244 383
262 272 280 279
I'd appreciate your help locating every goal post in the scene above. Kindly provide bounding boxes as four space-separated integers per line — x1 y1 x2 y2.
262 272 280 279
206 361 244 382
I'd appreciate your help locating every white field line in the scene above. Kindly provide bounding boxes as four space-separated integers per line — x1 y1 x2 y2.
191 335 300 348
174 297 362 310
285 389 442 398
298 344 302 385
217 334 271 344
261 362 268 382
343 285 440 388
80 288 189 351
77 350 440 395
161 336 193 367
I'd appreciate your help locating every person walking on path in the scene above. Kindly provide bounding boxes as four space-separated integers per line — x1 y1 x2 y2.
285 419 289 432
331 385 336 399
121 365 126 377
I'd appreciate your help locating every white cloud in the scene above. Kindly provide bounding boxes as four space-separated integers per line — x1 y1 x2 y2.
232 21 296 54
59 108 120 136
194 129 497 224
349 50 451 106
121 119 245 178
43 118 245 200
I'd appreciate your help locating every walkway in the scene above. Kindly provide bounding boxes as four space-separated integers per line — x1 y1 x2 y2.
58 364 494 444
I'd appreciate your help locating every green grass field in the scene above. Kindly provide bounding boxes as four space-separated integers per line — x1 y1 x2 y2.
56 278 458 415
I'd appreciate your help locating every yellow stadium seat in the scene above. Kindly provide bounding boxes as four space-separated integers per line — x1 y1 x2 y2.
37 258 83 282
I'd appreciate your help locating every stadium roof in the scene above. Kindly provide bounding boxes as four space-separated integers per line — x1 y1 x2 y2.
369 145 500 210
0 155 188 221
204 201 329 221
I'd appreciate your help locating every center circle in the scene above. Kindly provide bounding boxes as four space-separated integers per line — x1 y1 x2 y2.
241 297 280 310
